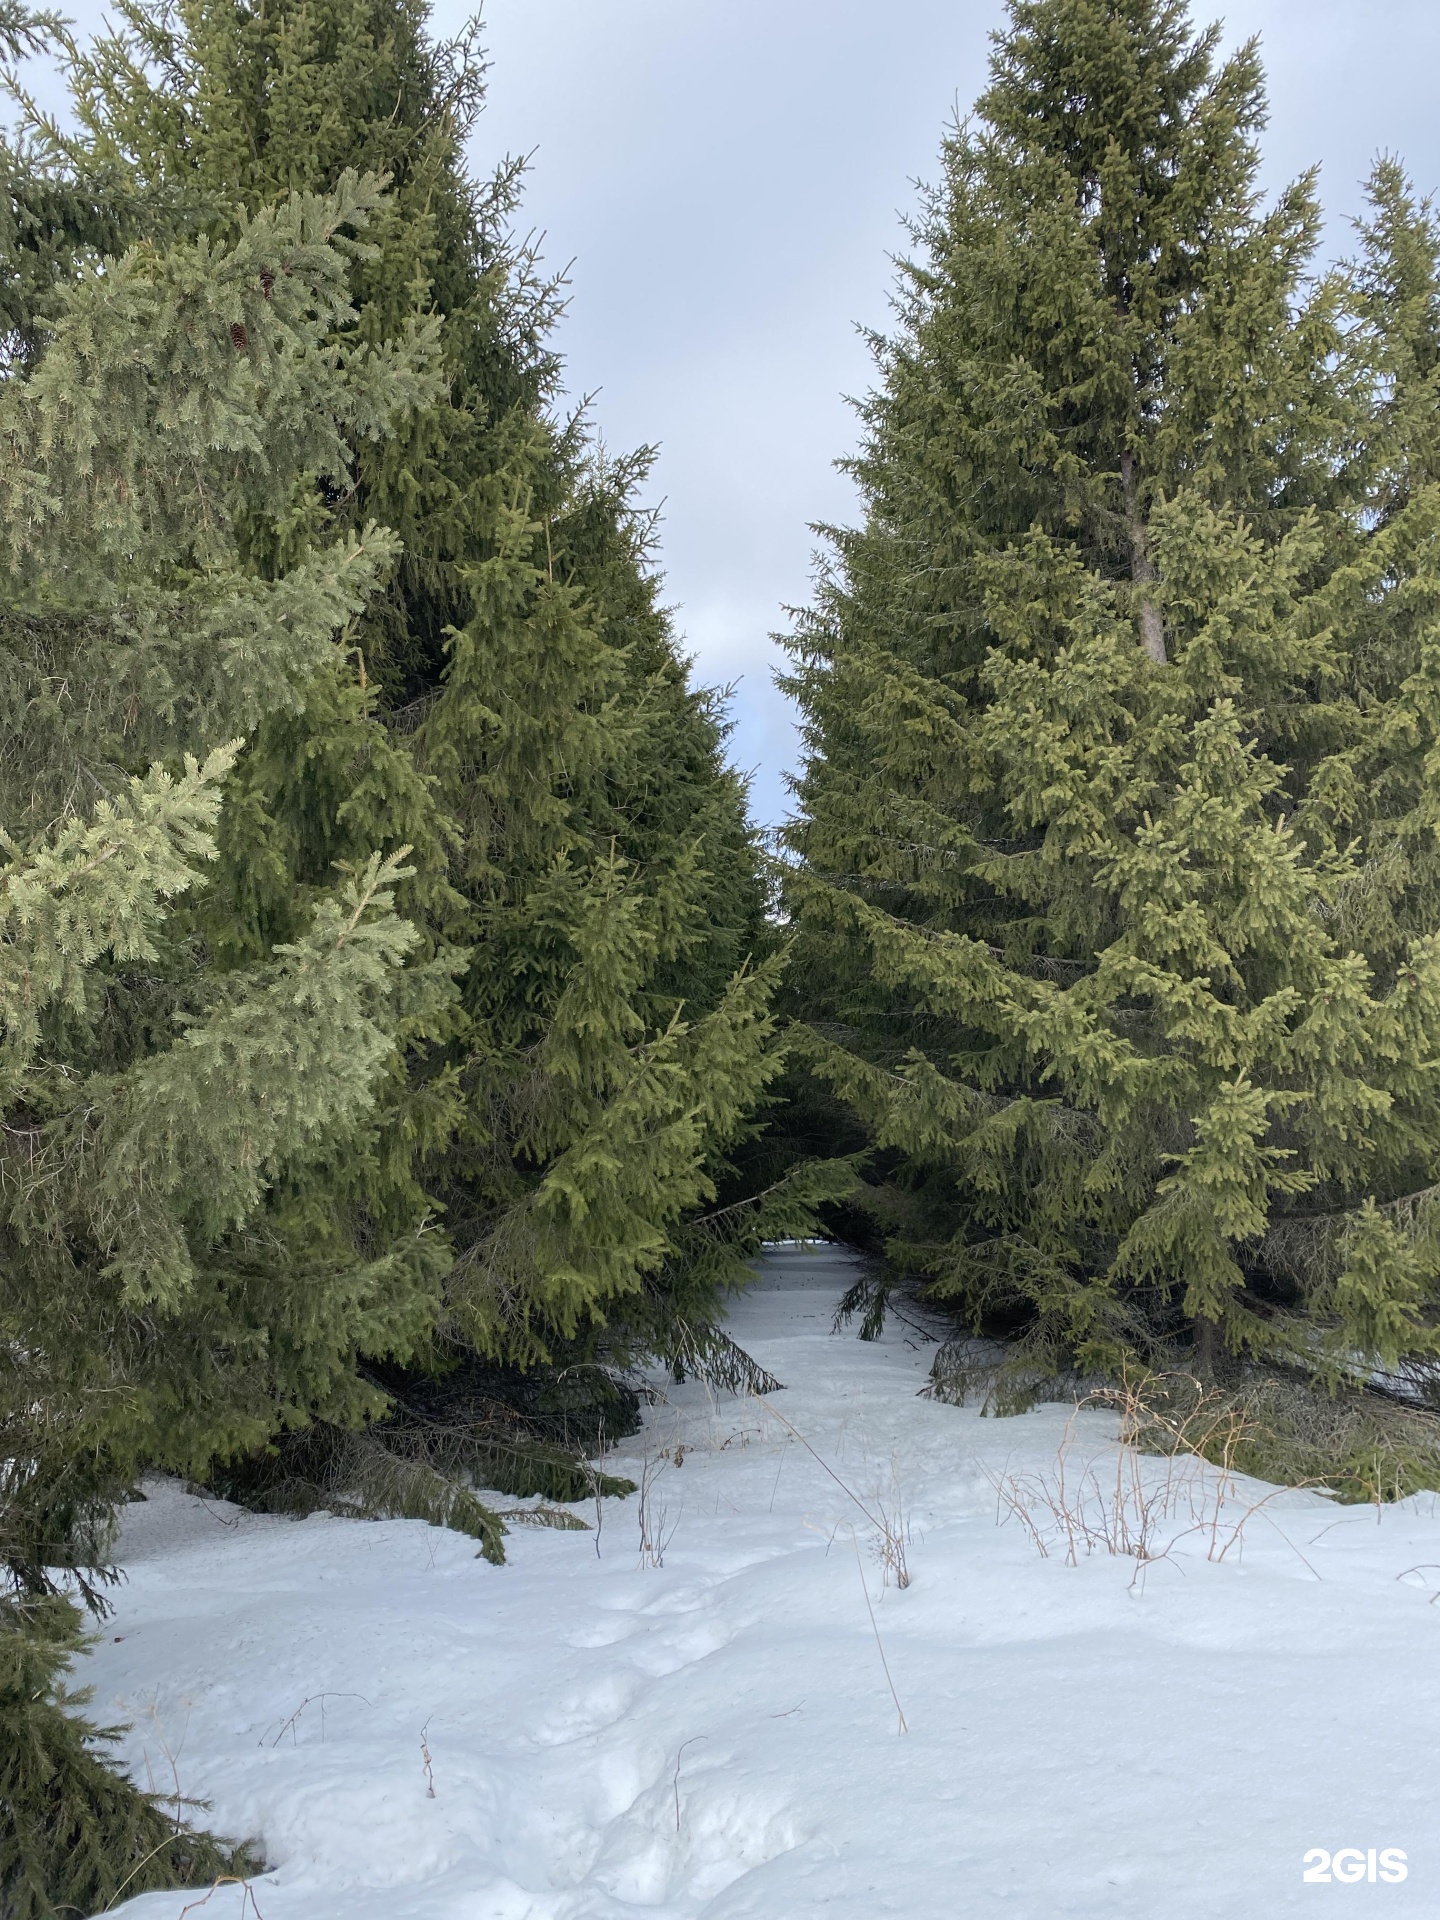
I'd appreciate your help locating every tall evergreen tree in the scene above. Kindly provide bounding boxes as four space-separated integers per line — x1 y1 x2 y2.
785 0 1440 1413
0 149 449 1549
55 0 836 1459
0 121 444 1903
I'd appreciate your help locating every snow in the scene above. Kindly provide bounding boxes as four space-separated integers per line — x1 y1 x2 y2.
91 1244 1440 1918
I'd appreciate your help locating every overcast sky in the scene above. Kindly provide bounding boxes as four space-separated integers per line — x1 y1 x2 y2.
53 1 1440 824
446 0 1440 826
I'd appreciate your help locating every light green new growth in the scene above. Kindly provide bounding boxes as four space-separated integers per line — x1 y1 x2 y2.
0 52 446 1898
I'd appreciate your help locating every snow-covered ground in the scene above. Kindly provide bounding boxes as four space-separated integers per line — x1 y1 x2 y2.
94 1244 1440 1919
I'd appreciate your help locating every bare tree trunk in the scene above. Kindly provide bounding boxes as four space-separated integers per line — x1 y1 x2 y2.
1119 447 1166 665
1193 1312 1221 1383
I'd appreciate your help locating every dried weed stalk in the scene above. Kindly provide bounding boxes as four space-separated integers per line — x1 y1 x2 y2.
986 1369 1314 1579
752 1393 911 1588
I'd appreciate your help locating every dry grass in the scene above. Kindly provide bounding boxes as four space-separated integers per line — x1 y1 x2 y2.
636 1450 679 1569
985 1368 1317 1578
1131 1370 1440 1507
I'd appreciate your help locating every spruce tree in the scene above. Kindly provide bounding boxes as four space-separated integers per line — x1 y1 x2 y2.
56 0 836 1461
0 151 450 1538
785 0 1440 1417
0 108 444 1902
1 1595 260 1917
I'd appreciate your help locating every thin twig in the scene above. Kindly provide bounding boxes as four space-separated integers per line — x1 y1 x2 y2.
848 1524 908 1735
673 1736 707 1831
177 1879 265 1920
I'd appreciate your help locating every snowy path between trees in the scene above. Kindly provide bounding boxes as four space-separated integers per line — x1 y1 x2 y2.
98 1244 1440 1919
